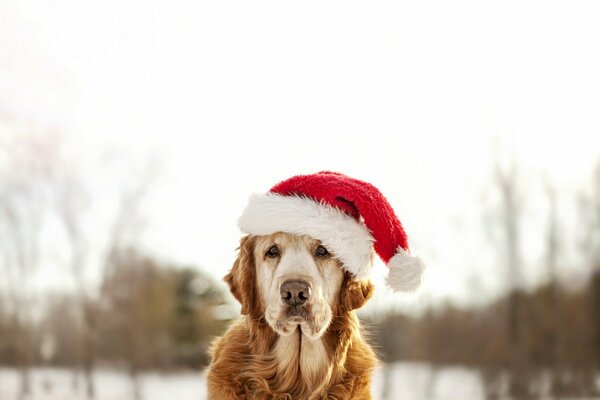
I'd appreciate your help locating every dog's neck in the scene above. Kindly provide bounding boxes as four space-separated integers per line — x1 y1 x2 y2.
273 327 330 390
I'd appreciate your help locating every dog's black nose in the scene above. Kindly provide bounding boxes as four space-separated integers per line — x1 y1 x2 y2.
280 280 311 306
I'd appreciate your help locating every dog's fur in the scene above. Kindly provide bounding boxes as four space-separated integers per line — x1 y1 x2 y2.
207 233 377 399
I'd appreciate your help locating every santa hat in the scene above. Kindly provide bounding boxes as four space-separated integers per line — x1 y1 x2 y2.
238 171 425 292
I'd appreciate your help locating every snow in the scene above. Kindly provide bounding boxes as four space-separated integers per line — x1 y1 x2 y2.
0 368 207 400
0 363 484 400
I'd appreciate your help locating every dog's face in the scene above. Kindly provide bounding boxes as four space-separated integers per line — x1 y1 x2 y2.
254 232 343 339
225 232 374 340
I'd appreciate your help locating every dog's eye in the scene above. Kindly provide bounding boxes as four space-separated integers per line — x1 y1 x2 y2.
315 245 329 257
266 245 280 258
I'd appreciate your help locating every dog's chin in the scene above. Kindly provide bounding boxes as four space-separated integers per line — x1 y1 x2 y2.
266 304 332 340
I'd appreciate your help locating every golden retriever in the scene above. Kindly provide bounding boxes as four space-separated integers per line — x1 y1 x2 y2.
207 232 377 399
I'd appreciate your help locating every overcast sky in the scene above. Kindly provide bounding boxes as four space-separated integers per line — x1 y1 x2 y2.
2 0 600 312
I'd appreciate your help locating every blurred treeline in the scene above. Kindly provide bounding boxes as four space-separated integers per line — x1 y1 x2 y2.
0 251 228 369
367 157 600 398
0 248 231 396
370 281 598 369
0 131 234 399
367 278 600 397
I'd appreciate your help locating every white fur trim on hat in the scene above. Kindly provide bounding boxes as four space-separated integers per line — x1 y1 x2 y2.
386 247 425 292
238 193 374 278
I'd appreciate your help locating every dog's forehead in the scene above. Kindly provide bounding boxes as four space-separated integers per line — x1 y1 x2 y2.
255 232 320 250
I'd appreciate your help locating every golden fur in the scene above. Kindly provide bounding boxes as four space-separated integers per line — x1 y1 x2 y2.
207 234 378 399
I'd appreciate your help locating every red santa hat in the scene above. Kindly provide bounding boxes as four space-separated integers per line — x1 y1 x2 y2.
238 171 425 292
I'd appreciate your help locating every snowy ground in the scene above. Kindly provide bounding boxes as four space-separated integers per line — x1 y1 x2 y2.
0 363 484 400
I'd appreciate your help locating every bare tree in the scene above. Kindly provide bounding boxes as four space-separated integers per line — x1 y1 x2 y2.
543 180 563 394
0 132 55 400
579 161 600 376
100 160 157 400
580 162 600 268
53 170 97 399
487 152 531 399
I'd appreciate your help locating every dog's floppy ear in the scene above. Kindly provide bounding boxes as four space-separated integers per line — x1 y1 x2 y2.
340 272 374 312
224 236 257 316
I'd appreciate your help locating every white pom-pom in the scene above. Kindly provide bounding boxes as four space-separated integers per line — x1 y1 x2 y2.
386 247 425 292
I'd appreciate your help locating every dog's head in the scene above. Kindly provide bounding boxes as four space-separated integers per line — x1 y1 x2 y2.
225 232 373 339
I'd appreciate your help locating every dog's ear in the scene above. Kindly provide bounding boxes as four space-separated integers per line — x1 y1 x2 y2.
224 236 257 316
340 272 374 312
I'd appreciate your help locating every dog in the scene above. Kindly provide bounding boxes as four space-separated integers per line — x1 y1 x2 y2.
206 171 425 399
206 232 377 399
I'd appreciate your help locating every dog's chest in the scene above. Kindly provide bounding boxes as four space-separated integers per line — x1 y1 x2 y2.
274 330 329 383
